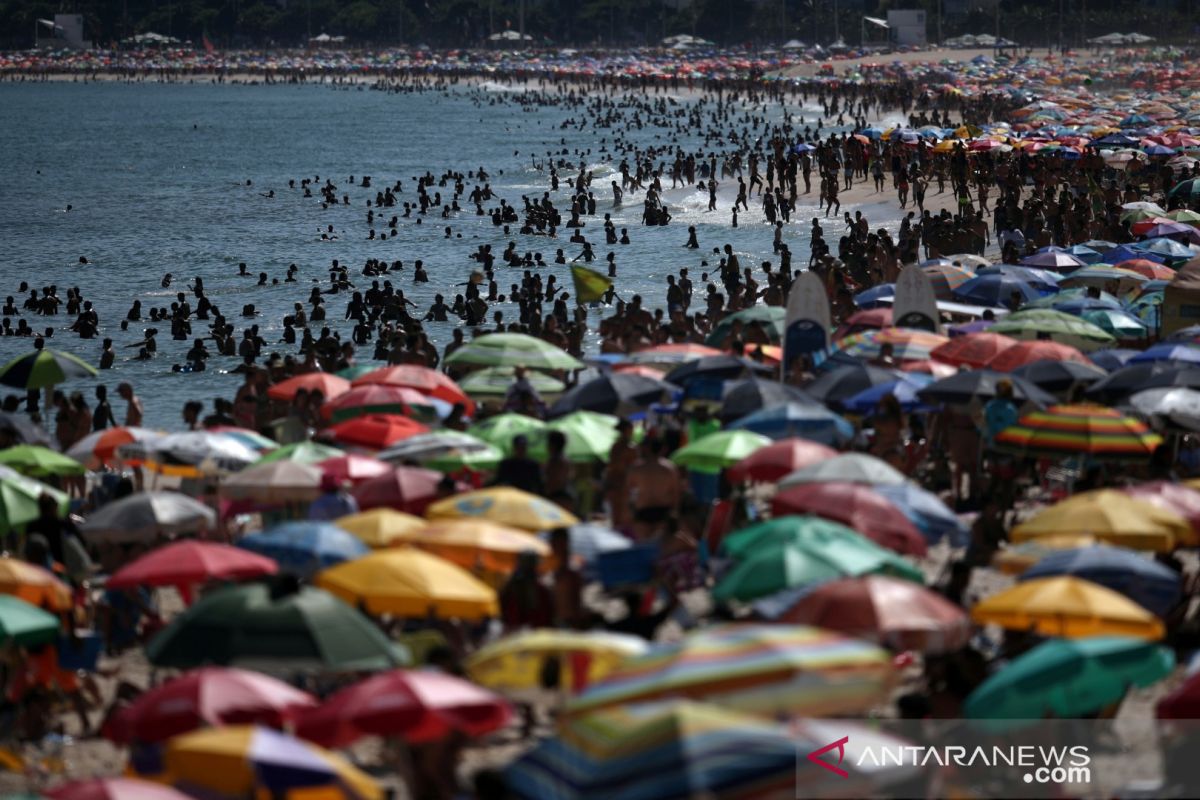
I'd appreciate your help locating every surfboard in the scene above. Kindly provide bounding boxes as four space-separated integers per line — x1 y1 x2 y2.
784 270 832 372
892 264 942 333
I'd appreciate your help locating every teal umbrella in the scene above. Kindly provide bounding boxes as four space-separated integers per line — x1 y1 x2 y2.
964 636 1173 729
0 595 60 647
444 333 582 370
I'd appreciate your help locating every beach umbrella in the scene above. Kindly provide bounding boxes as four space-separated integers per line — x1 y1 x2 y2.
316 454 391 485
123 431 260 476
0 595 59 647
459 366 564 398
444 332 582 370
726 438 837 483
378 431 495 464
804 364 899 404
1157 671 1200 718
146 581 404 671
831 328 949 362
1021 544 1182 615
978 264 1062 293
44 778 194 800
566 624 893 717
623 343 723 367
238 521 368 577
0 466 67 534
266 373 351 402
854 283 896 308
874 483 969 546
207 427 277 454
771 575 970 654
107 541 278 591
162 725 381 800
352 364 474 413
103 667 317 744
917 369 1056 406
426 486 578 531
1080 308 1150 338
1129 343 1200 364
336 365 378 381
1129 387 1200 430
992 535 1099 575
400 519 551 573
965 637 1173 726
670 430 770 475
468 413 547 455
1019 251 1087 270
351 466 444 515
995 403 1162 460
664 354 762 385
1011 359 1108 392
771 482 926 556
0 412 53 447
953 274 1040 307
1088 363 1200 402
717 378 813 421
316 548 498 620
1061 265 1149 291
295 669 510 748
704 305 785 347
1171 177 1200 199
841 374 935 415
778 452 908 489
922 263 976 298
221 460 322 503
0 557 71 611
989 309 1115 351
552 523 630 566
725 401 852 445
970 576 1165 639
80 491 214 543
325 414 428 449
1089 349 1140 371
254 441 343 465
0 445 85 478
548 373 674 418
1123 481 1200 537
320 385 429 423
1012 490 1192 551
424 440 504 472
0 348 96 390
715 517 922 602
984 340 1092 372
930 332 1017 368
466 629 649 692
334 508 426 548
528 411 622 462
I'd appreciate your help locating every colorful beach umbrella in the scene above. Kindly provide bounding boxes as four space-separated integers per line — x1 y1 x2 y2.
0 348 97 390
325 414 428 449
930 332 1017 368
352 364 474 414
548 373 675 418
984 340 1092 372
528 411 623 463
725 438 837 483
0 557 71 611
725 401 852 445
350 465 444 515
989 309 1115 351
426 486 579 531
320 385 427 423
970 576 1165 639
66 426 160 468
1012 489 1192 551
317 454 391 485
995 403 1162 459
1021 544 1182 615
44 778 194 800
466 629 650 692
402 518 551 573
266 373 351 402
771 482 927 556
254 441 343 465
467 413 547 455
459 366 564 398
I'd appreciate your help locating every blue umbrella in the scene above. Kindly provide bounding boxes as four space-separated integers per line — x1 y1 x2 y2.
237 522 368 577
727 402 853 445
953 274 1041 307
874 483 968 547
840 375 934 415
1134 238 1196 261
546 523 630 566
1080 239 1118 252
853 283 896 308
1144 144 1177 156
1102 245 1164 265
1021 545 1182 616
1050 296 1124 315
1120 114 1154 128
1063 245 1103 264
977 264 1061 293
1129 343 1200 364
1166 325 1200 343
1094 133 1141 146
1089 349 1140 371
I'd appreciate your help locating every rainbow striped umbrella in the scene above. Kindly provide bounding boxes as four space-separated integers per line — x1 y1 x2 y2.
832 327 950 362
922 263 976 299
995 403 1162 460
565 624 893 718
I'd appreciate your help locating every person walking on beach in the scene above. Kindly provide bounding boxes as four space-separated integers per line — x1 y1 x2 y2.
116 383 142 427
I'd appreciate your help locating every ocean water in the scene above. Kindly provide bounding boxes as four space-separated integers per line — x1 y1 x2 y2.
0 81 906 430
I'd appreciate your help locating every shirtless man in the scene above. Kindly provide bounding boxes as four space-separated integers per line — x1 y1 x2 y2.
116 382 143 427
627 436 682 541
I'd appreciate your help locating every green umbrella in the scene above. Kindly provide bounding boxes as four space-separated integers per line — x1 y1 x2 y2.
705 306 786 348
0 445 86 477
1080 309 1149 339
671 430 770 475
468 413 547 456
444 333 583 371
146 580 407 671
964 636 1173 729
989 309 1115 351
254 441 343 466
0 466 69 534
459 366 566 397
0 348 98 390
714 516 923 602
425 441 505 472
528 411 623 463
0 595 60 647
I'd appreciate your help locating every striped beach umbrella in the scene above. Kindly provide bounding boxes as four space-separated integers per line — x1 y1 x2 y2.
565 624 894 718
922 263 976 299
930 332 1017 368
0 348 97 390
832 327 950 362
995 403 1162 459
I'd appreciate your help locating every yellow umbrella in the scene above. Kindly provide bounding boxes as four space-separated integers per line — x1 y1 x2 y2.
162 725 381 800
991 535 1097 575
970 576 1164 639
1012 490 1191 552
408 519 552 574
315 548 498 620
465 629 650 691
335 508 426 549
0 557 72 611
425 486 579 531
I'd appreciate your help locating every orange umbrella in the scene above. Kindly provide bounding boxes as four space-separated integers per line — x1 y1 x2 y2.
985 340 1092 372
930 332 1017 368
352 366 473 415
326 415 429 449
0 557 72 611
267 373 351 402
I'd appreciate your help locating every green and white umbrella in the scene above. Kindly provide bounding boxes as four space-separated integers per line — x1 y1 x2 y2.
445 333 582 371
0 445 86 478
0 348 97 390
459 366 565 397
528 411 624 463
468 413 548 456
989 309 1115 352
0 465 69 534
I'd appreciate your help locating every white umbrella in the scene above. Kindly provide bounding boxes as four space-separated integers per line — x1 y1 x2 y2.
779 453 909 490
221 461 322 503
67 426 162 469
377 431 494 464
81 491 215 543
1129 387 1200 431
121 431 259 475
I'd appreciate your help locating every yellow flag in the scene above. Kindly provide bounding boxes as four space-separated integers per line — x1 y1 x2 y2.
571 265 612 303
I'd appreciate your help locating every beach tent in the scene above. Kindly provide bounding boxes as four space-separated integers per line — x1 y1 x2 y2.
1161 258 1200 339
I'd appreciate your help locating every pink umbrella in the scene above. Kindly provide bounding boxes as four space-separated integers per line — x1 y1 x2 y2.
45 779 194 800
771 481 927 556
352 466 446 515
1122 482 1200 541
318 454 392 485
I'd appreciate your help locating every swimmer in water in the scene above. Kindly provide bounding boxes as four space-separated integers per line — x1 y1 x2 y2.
161 273 173 289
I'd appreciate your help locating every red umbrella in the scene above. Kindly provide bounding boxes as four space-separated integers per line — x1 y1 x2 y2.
833 308 891 341
1114 259 1177 280
326 414 428 449
352 466 445 515
771 481 927 556
726 438 837 483
930 332 1017 368
267 373 351 402
295 669 511 748
318 454 392 485
1122 481 1200 541
102 667 316 744
984 340 1092 372
352 365 474 415
45 778 194 800
105 541 277 590
321 385 427 423
772 575 969 654
1158 670 1200 719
